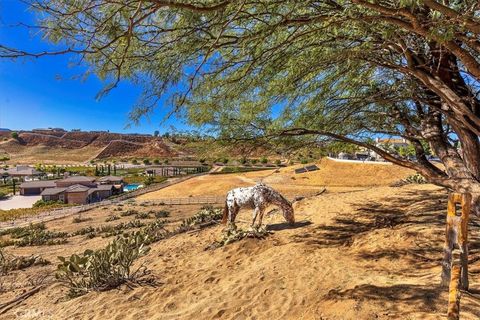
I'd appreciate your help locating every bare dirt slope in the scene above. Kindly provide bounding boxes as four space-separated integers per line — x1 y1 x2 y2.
1 184 479 320
138 158 414 200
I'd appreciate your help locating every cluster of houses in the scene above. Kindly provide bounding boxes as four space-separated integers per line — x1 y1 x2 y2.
335 138 410 161
1 166 43 180
19 175 124 205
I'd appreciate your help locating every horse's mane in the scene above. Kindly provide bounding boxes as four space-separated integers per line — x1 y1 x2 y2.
258 183 292 208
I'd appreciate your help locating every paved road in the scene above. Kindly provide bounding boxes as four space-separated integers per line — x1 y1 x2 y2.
0 195 41 210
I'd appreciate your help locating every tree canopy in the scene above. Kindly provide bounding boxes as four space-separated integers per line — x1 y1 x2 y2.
2 1 480 197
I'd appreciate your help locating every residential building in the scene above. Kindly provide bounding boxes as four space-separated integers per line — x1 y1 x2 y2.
97 175 124 193
55 176 97 188
18 175 123 205
2 166 43 179
19 180 57 195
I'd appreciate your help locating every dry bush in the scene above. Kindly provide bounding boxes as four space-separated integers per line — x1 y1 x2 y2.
1 248 50 275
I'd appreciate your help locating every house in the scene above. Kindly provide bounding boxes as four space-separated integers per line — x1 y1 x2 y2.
97 176 124 193
372 138 410 160
40 183 115 205
17 175 123 205
97 175 124 184
4 166 43 179
20 180 57 195
88 185 115 202
56 176 97 188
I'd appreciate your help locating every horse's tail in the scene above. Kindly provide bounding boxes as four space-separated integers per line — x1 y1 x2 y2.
222 200 229 224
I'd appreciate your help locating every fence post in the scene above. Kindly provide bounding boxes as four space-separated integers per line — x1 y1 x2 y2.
441 193 470 290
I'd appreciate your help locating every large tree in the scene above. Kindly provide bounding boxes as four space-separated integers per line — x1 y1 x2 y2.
2 0 480 209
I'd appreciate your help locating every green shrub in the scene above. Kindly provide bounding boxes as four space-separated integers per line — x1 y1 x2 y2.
56 232 151 297
120 209 138 217
141 219 168 244
15 228 68 247
135 212 150 219
260 157 268 164
275 159 281 166
0 223 46 238
105 215 120 222
153 210 170 219
177 206 223 232
405 173 427 184
207 226 271 250
144 176 155 186
72 226 96 236
73 216 92 223
33 199 65 208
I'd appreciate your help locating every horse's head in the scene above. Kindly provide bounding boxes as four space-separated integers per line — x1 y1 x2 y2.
282 203 295 225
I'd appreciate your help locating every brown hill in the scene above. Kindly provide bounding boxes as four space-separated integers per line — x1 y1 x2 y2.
0 130 176 163
18 133 88 149
95 139 174 159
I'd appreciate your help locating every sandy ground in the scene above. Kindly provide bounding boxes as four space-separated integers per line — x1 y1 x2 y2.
1 182 479 319
138 158 414 200
2 160 478 319
0 195 41 210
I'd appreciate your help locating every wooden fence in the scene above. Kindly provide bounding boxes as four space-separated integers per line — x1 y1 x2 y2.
138 196 223 206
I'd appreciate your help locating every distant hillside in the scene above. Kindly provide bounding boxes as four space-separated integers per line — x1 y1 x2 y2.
0 130 179 164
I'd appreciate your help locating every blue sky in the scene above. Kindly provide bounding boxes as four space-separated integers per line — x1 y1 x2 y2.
0 1 188 134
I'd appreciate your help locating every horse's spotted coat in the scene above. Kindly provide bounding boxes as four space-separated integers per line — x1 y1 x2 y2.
222 183 294 227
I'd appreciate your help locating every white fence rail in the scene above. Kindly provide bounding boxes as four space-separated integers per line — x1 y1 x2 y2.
138 196 223 206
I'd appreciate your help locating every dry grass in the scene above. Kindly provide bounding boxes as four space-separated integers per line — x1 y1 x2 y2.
0 143 102 164
138 158 414 199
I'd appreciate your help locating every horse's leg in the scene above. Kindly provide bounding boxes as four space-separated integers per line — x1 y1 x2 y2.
251 206 260 228
257 207 266 228
228 202 239 230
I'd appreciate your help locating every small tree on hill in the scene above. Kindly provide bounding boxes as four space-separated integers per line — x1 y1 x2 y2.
153 130 159 137
10 132 18 140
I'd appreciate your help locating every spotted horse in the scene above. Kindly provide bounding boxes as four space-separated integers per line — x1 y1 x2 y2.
222 183 294 228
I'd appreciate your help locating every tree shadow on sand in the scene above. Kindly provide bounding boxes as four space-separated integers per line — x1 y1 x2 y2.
266 220 312 231
290 188 480 317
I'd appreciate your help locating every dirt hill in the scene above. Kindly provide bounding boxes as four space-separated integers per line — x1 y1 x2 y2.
0 130 177 163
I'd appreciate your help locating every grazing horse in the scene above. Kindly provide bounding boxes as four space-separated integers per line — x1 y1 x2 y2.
222 183 294 228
